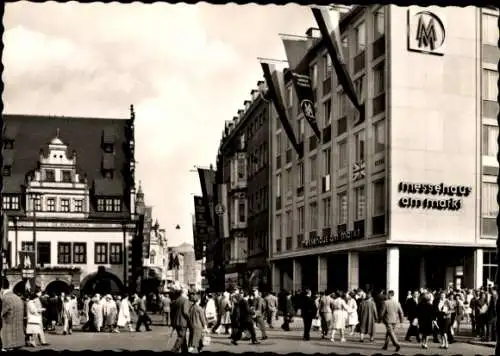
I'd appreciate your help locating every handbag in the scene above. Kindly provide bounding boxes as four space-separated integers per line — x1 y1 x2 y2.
412 318 419 327
312 318 321 328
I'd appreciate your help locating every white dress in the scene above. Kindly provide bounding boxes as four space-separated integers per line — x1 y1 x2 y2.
346 298 359 326
117 298 132 327
332 298 349 330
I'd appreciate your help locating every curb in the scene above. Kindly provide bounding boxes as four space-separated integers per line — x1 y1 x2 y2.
467 340 496 348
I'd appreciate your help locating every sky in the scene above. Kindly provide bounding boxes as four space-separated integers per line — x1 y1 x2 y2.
3 2 314 247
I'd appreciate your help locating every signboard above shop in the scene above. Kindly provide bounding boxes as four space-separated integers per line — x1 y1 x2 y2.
302 228 363 249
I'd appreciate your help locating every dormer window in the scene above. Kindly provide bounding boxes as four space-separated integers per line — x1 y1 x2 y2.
2 195 19 210
2 166 11 177
97 197 122 212
3 140 14 149
103 143 114 153
45 169 55 182
62 170 72 183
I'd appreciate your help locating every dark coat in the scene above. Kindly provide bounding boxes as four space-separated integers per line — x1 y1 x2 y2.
301 295 318 319
171 294 191 329
238 298 254 324
358 298 378 335
417 301 435 336
405 298 418 320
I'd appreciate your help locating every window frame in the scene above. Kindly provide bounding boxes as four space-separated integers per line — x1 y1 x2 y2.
74 199 84 213
373 62 385 96
355 130 366 162
57 242 72 264
61 170 72 183
373 7 385 39
73 242 87 264
109 243 123 265
354 186 366 220
374 119 386 154
37 242 51 265
60 198 70 212
47 197 56 212
337 191 348 225
95 242 108 264
373 179 386 217
355 21 366 53
482 124 499 157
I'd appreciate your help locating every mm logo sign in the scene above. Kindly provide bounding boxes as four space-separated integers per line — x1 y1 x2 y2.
407 8 446 56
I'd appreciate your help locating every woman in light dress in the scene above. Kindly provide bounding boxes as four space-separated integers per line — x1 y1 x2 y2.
26 291 48 347
346 293 359 336
330 291 350 343
220 292 232 333
117 295 135 332
204 294 217 329
102 295 119 332
91 294 104 332
62 295 78 335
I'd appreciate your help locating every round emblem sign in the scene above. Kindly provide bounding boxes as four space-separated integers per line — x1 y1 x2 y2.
215 204 225 216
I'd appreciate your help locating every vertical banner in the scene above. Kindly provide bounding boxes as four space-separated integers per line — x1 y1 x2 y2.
198 168 216 233
192 213 203 261
260 62 303 157
1 213 8 251
194 196 209 260
286 69 322 139
142 207 152 260
311 6 364 118
19 250 35 269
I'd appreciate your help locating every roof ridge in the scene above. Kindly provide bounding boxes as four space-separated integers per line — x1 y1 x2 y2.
3 113 130 121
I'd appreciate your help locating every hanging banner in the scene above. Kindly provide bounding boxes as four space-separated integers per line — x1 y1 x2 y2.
280 35 309 69
198 168 216 229
192 213 203 261
260 62 303 157
311 6 364 122
217 184 230 239
286 69 322 140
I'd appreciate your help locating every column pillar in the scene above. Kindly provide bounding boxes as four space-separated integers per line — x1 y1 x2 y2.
271 263 280 293
473 248 483 289
347 252 359 291
419 256 426 288
318 256 328 293
386 247 400 301
292 259 302 293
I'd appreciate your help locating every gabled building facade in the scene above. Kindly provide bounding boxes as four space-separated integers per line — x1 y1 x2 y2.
2 109 138 295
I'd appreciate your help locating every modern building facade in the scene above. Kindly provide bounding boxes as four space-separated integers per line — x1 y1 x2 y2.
214 87 273 290
270 5 499 301
2 111 138 295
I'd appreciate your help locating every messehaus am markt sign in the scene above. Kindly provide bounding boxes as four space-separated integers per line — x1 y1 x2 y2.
397 182 472 211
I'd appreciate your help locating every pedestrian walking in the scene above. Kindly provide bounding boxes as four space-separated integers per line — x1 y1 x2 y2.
264 292 277 328
26 290 48 347
417 292 434 349
404 291 420 342
91 294 104 332
318 291 333 339
171 288 191 353
188 293 208 353
380 290 403 352
0 278 25 351
251 288 268 340
331 291 349 343
301 289 317 341
204 294 216 329
281 292 294 332
358 291 378 342
160 293 172 326
230 291 259 345
135 294 152 332
117 294 135 332
435 291 452 349
346 292 359 336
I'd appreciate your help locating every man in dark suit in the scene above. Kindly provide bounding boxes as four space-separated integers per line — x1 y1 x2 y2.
404 290 421 342
135 294 152 332
170 288 191 353
486 288 497 342
231 292 259 345
380 290 404 352
301 289 318 341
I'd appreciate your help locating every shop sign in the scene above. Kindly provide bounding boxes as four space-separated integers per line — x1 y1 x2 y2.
398 182 472 211
302 228 363 248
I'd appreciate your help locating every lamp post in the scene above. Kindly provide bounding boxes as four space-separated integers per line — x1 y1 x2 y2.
135 184 146 294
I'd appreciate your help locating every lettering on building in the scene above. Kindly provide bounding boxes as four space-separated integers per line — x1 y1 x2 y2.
407 9 446 56
302 229 362 248
397 182 472 212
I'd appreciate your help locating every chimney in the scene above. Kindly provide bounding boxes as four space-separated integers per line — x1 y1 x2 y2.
233 116 239 122
244 100 251 111
237 109 245 118
305 27 321 49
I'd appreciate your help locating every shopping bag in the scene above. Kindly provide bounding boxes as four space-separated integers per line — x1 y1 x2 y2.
312 318 321 328
202 334 211 347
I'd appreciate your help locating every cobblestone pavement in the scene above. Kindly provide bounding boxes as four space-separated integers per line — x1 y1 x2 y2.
23 315 494 354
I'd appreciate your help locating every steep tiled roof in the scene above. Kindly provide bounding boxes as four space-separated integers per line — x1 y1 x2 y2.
2 114 133 218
